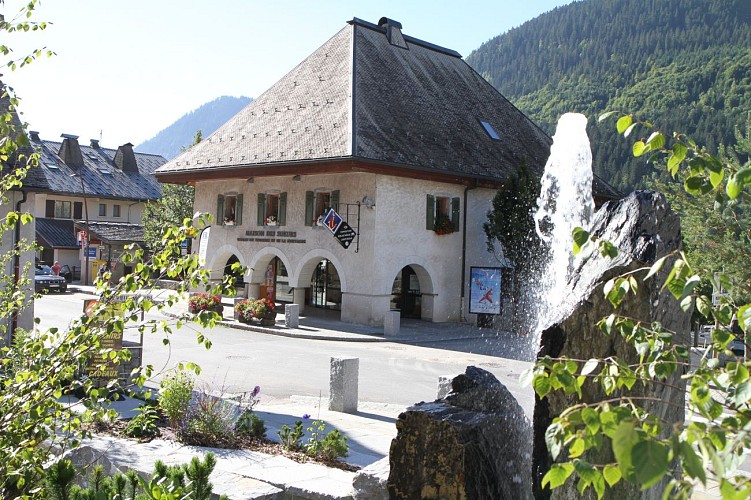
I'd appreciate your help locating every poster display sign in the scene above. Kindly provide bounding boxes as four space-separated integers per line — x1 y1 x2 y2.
198 227 210 264
469 267 502 315
322 208 356 249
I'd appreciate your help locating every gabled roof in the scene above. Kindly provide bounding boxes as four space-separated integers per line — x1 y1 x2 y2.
36 218 78 249
28 137 165 201
74 220 145 245
156 17 554 187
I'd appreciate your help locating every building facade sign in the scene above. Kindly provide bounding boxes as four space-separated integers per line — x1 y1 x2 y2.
469 267 502 315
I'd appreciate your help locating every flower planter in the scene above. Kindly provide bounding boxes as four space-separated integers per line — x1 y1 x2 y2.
189 304 223 317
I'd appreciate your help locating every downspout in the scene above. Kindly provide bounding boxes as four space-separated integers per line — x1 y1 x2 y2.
10 189 28 344
460 182 477 321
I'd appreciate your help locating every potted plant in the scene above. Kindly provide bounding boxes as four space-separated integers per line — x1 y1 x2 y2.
224 217 235 226
433 215 454 235
235 297 276 326
266 215 277 226
188 293 223 315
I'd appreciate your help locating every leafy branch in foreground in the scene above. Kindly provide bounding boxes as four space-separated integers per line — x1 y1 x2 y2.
526 113 751 499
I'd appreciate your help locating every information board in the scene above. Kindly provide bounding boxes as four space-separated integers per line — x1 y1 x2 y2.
469 267 502 315
322 208 356 249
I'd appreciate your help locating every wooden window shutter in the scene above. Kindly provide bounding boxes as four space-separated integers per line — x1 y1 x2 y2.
73 202 83 220
279 192 287 226
46 200 55 218
426 194 435 230
451 197 461 232
305 191 314 226
216 195 225 224
331 190 340 212
257 193 266 226
235 194 243 225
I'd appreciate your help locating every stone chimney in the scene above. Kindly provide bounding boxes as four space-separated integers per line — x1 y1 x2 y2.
90 138 100 149
59 133 84 167
114 142 138 173
29 130 40 142
378 17 407 49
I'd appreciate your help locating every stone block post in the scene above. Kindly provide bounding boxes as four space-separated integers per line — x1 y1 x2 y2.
384 311 400 338
285 303 299 328
329 357 358 413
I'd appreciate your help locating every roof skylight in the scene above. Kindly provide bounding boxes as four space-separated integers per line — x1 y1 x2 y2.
480 121 501 141
45 163 59 170
98 168 112 175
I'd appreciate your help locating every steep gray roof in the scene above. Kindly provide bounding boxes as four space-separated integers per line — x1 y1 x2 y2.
75 221 145 245
36 218 78 249
156 18 553 185
31 138 165 200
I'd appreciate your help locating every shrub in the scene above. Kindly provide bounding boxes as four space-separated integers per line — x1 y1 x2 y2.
235 297 275 321
188 293 222 313
278 421 304 451
179 391 236 447
235 412 267 439
123 404 160 439
159 370 194 430
305 419 348 460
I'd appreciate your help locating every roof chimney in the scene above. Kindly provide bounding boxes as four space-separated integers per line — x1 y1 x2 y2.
29 130 40 142
378 17 407 49
114 142 138 172
59 133 84 167
90 138 100 149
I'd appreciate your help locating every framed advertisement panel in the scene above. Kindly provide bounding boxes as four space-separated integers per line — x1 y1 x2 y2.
469 267 502 315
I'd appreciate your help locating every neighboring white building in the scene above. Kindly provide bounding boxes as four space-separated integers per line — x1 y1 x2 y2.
28 133 165 285
156 17 613 326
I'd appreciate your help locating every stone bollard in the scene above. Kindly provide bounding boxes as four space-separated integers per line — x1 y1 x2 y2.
285 303 299 328
383 310 400 338
329 357 359 413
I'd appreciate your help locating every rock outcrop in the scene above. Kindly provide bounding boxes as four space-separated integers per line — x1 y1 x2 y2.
388 366 532 500
533 190 690 499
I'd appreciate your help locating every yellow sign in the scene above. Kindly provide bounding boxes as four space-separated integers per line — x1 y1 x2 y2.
83 299 124 380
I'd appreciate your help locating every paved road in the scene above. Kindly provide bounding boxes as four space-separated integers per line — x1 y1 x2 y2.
34 289 535 413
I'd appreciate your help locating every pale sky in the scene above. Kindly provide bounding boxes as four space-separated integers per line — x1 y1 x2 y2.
3 0 573 149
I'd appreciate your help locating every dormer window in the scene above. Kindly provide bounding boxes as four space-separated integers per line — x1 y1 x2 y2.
217 193 243 226
257 192 287 226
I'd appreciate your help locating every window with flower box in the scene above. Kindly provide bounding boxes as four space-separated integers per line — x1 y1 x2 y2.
257 192 287 226
305 190 339 226
426 194 460 234
216 193 243 226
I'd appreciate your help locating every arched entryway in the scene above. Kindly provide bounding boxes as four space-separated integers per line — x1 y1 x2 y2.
390 266 423 318
255 256 292 303
308 258 342 311
224 255 245 290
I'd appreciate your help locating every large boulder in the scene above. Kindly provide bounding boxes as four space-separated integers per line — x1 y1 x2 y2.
533 190 690 499
388 366 532 500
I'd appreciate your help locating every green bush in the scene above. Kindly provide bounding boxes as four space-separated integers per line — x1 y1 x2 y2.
123 404 160 439
304 419 348 460
159 370 194 430
179 392 236 447
278 421 304 451
235 411 266 439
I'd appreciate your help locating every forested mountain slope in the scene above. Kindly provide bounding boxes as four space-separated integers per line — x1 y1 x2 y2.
137 95 251 159
466 0 751 191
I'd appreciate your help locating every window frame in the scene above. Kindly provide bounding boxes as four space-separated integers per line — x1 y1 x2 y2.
305 189 339 226
257 191 287 226
113 204 121 218
217 193 243 226
54 200 72 219
99 203 107 217
426 194 460 233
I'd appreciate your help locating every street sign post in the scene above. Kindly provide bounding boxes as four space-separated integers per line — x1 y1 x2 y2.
322 208 356 249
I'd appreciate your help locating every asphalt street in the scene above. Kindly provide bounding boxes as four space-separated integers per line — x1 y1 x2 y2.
34 289 535 412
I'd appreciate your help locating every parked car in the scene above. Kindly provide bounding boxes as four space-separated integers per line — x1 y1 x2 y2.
34 265 68 293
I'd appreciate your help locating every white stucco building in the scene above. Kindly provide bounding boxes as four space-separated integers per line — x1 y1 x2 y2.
156 17 610 326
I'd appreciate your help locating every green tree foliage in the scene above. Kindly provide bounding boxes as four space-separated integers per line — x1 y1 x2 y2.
466 0 751 192
0 5 242 496
143 130 200 252
528 112 751 498
649 120 751 304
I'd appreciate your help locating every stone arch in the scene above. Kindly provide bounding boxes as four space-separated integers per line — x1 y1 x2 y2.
386 256 437 321
384 255 436 296
246 247 293 285
291 249 347 292
206 244 247 280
